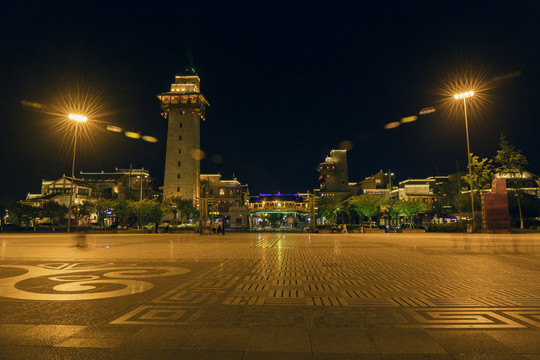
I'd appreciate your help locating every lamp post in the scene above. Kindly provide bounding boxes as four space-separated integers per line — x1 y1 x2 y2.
67 114 87 233
454 91 475 231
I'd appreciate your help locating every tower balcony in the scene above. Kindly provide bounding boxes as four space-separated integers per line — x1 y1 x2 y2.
157 93 210 111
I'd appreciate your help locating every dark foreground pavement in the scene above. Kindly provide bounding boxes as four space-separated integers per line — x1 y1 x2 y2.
0 232 539 359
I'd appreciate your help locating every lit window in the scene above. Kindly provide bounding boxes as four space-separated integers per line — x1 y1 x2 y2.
219 189 225 195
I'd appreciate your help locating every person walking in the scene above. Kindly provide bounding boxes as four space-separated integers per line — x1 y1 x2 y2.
218 220 223 235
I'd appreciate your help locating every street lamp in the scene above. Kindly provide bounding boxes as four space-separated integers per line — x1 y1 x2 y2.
67 114 87 233
454 91 476 231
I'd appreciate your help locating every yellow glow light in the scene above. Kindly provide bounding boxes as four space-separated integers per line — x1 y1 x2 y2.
454 90 474 100
400 115 418 123
125 131 141 139
384 121 401 130
106 125 123 133
142 135 158 143
68 114 87 122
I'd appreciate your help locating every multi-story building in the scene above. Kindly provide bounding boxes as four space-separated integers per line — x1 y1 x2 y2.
199 174 249 229
157 71 209 203
353 170 395 196
391 178 441 210
316 149 351 200
78 168 154 201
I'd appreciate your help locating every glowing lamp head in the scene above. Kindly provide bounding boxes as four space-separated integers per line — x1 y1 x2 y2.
68 114 87 122
454 91 474 100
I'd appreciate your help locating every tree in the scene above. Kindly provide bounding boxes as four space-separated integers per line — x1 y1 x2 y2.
316 196 341 224
494 134 528 229
461 154 494 193
167 196 197 224
22 205 41 232
144 200 165 223
349 195 382 228
112 200 136 228
383 199 402 228
87 199 113 228
7 203 24 228
397 200 428 227
42 202 68 232
133 199 165 225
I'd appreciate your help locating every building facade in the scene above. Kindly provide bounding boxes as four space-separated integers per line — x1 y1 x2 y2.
157 71 209 203
199 174 249 229
316 149 351 200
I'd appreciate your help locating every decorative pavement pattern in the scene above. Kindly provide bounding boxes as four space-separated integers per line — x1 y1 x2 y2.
0 232 539 359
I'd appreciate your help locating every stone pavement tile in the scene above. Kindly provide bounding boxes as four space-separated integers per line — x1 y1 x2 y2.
120 327 195 350
378 355 456 360
205 306 308 328
245 327 311 353
427 330 526 357
18 324 86 345
170 350 244 359
0 324 37 344
308 307 409 328
243 352 313 360
314 354 381 360
368 328 448 355
484 330 540 354
0 345 176 360
310 328 378 353
180 327 251 351
452 355 529 360
74 324 141 338
54 336 126 348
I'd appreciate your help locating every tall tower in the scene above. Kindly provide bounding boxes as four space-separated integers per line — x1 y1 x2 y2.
157 71 209 203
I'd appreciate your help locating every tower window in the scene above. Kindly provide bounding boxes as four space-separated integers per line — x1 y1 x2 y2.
177 174 180 179
178 161 181 166
179 122 182 128
178 135 182 141
177 187 180 192
178 148 181 154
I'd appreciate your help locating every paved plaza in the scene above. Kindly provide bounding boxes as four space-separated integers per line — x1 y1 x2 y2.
0 232 539 359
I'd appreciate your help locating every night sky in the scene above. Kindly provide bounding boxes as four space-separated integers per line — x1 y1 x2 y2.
1 3 539 203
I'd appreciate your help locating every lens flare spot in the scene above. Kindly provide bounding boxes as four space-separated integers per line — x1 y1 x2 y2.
106 125 123 133
125 131 141 139
400 115 418 123
384 121 401 130
20 100 46 109
339 140 354 151
418 107 436 115
211 154 223 164
142 135 158 143
191 149 206 160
